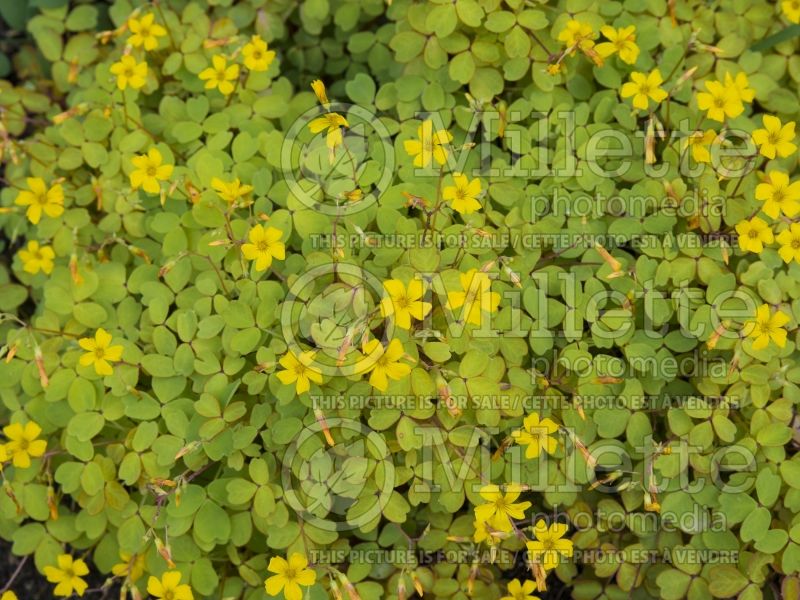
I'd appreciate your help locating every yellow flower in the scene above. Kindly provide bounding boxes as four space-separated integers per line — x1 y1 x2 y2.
311 79 329 105
380 279 432 330
276 350 323 394
783 0 800 23
15 177 64 225
241 224 285 271
242 35 275 72
211 177 253 203
127 13 167 51
308 112 349 149
199 55 240 96
0 443 8 468
265 553 316 600
596 25 639 64
644 496 661 513
110 55 147 90
1 591 18 600
78 328 124 376
443 173 482 214
683 129 717 163
620 69 667 110
744 304 790 350
344 188 362 202
111 552 146 582
362 338 411 391
526 520 574 571
43 554 89 597
501 579 540 600
777 224 800 264
18 240 55 275
130 147 173 194
403 119 453 168
755 171 800 218
511 413 559 459
751 115 797 159
473 484 531 533
446 269 501 326
735 217 773 254
147 571 194 600
546 63 564 76
473 518 507 545
696 80 743 122
723 71 755 104
557 20 595 54
3 421 47 468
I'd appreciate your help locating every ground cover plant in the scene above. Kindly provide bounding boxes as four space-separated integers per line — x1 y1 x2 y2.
1 0 800 599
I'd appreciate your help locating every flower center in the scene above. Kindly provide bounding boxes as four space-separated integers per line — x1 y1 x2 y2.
748 229 760 239
759 322 773 335
146 166 157 177
639 84 650 95
768 131 782 145
216 70 227 81
253 50 263 60
257 240 270 252
792 239 800 249
95 348 106 359
140 27 151 38
163 591 174 600
285 569 297 580
124 68 134 77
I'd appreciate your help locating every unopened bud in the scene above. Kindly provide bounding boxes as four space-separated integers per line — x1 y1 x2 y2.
503 264 522 288
645 119 656 165
411 572 424 597
329 578 343 600
175 441 201 460
48 486 59 520
35 347 49 388
314 407 335 446
402 191 428 210
154 536 176 568
594 242 622 274
467 561 479 595
675 66 698 89
6 343 17 363
706 321 728 350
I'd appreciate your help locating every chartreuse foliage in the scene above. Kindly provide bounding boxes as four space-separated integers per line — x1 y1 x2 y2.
1 1 800 600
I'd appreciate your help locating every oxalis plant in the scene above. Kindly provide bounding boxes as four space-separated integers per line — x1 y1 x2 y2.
0 0 799 599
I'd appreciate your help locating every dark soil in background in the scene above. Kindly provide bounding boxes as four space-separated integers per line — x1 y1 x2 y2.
0 539 120 599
